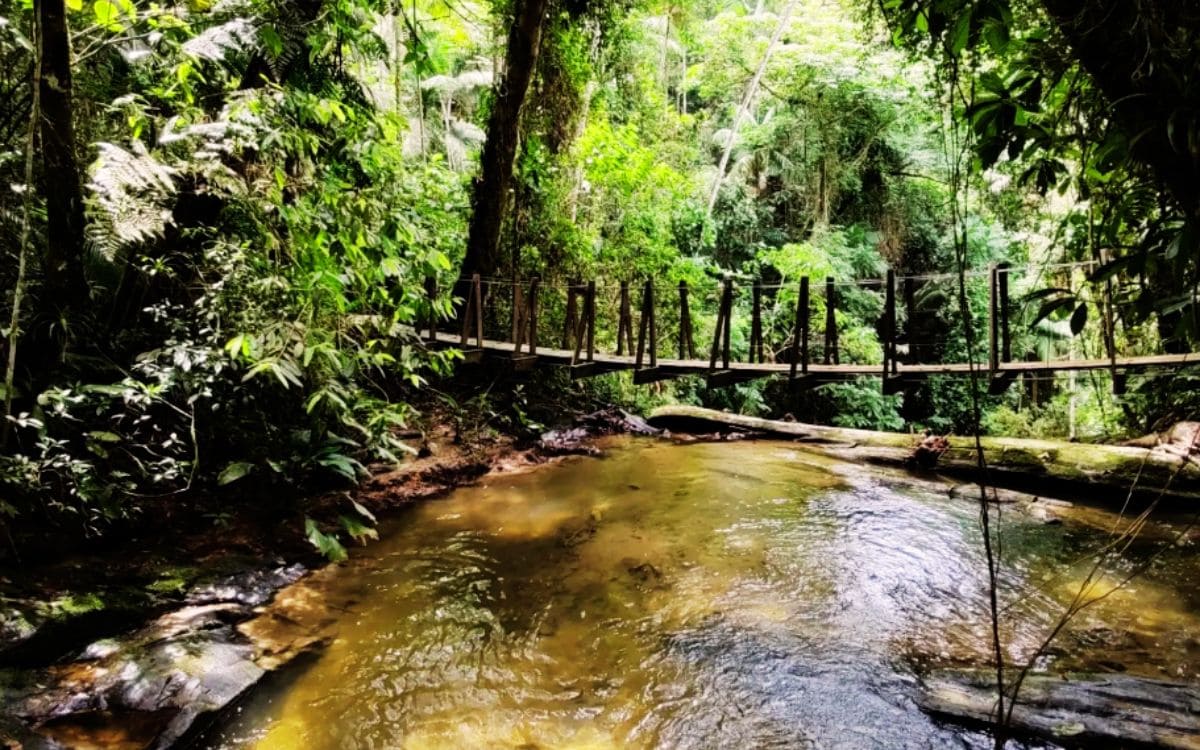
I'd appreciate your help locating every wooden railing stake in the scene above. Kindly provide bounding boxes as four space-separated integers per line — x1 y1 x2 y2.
998 263 1011 364
459 273 483 348
709 280 734 372
883 269 896 383
635 279 657 369
563 278 579 350
824 277 838 365
571 280 596 365
750 283 764 364
904 276 916 365
790 277 810 380
528 276 539 356
617 281 634 355
989 263 1000 375
679 280 696 359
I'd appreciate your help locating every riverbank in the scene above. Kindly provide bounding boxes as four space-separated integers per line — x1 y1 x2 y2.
0 406 657 749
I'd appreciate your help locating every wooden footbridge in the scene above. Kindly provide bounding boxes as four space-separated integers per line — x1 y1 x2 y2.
421 264 1200 394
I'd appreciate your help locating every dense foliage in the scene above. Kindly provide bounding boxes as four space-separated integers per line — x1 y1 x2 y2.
1 0 1197 553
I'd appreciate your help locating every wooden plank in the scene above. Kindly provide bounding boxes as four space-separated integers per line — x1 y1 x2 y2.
511 354 538 371
634 367 679 385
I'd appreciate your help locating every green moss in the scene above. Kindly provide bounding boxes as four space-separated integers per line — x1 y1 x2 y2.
51 592 105 617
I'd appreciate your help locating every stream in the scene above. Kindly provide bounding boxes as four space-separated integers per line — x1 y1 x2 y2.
199 438 1200 749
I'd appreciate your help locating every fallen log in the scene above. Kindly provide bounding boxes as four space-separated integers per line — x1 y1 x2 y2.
918 669 1200 750
646 406 1200 507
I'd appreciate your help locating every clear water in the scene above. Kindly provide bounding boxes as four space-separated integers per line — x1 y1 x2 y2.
203 439 1200 749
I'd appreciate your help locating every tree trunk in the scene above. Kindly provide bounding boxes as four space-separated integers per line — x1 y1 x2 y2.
1038 0 1200 220
647 405 1200 507
37 0 87 311
460 0 550 281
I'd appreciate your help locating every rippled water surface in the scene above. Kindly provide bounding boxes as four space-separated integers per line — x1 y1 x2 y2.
205 439 1200 749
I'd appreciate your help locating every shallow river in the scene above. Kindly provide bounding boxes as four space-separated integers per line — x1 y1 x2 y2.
204 439 1200 749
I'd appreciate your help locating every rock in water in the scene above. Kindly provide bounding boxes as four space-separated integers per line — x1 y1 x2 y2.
919 669 1200 749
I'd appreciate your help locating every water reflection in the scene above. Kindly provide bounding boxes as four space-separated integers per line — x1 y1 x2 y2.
204 439 1200 749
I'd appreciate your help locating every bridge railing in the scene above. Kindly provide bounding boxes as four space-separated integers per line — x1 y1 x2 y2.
420 258 1155 393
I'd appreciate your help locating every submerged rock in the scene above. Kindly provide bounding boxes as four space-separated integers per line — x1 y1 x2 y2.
919 668 1200 749
0 564 309 749
186 563 306 606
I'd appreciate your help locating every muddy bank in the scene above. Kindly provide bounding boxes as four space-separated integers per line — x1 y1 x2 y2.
648 405 1200 508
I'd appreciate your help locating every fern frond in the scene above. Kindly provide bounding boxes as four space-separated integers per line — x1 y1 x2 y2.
182 17 258 62
86 142 178 259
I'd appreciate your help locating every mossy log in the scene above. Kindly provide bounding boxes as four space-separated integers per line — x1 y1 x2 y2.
918 669 1200 749
647 406 1200 507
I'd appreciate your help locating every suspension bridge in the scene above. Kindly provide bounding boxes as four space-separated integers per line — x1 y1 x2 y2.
419 262 1200 395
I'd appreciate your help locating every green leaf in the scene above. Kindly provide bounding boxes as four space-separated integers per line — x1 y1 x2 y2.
339 514 378 545
93 0 125 31
67 0 83 11
1070 302 1089 335
305 518 347 561
350 498 377 523
218 461 255 485
1024 287 1073 302
1031 296 1076 328
948 11 971 55
88 431 121 443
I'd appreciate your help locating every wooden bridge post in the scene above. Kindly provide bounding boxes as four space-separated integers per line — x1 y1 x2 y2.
709 280 734 372
750 283 764 364
458 274 484 360
528 276 540 356
824 277 839 365
510 282 522 345
988 263 1017 395
790 277 810 382
585 280 596 362
617 281 634 355
904 275 916 364
1099 249 1126 395
988 263 1000 375
679 281 696 359
883 268 896 377
635 279 658 370
424 276 438 344
998 263 1011 364
563 279 579 350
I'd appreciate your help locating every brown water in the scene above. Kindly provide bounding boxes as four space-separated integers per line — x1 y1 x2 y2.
204 439 1200 749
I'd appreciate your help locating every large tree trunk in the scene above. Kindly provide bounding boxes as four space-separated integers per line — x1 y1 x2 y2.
647 405 1200 507
37 0 88 311
1038 1 1200 220
460 0 550 281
